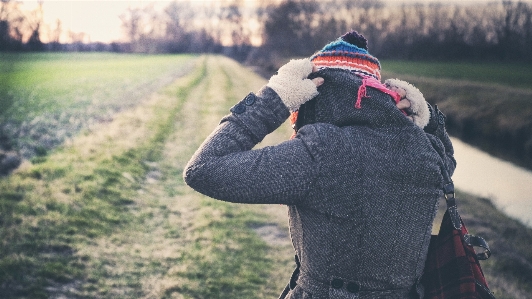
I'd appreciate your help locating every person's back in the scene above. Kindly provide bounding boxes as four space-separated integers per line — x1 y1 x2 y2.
284 68 448 298
184 31 456 298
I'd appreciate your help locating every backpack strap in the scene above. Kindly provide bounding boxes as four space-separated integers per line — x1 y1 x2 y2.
441 166 492 261
441 164 462 230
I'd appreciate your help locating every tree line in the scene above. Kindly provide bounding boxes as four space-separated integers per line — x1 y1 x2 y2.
1 0 531 64
0 0 44 51
257 0 532 66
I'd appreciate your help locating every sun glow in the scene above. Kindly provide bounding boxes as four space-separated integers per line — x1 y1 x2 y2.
22 1 174 43
21 0 263 44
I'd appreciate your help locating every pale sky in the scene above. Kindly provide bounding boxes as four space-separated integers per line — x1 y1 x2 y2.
22 1 173 43
20 0 527 44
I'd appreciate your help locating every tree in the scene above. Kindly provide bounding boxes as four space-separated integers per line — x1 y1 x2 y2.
164 1 194 52
262 0 318 57
46 18 62 50
120 7 143 44
495 1 532 61
24 0 43 51
219 0 251 59
0 0 24 50
120 5 161 53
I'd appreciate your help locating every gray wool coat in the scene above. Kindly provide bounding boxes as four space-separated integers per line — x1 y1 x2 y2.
183 68 456 299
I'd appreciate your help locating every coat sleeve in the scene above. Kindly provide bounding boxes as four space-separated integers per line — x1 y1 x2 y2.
424 104 456 176
183 86 320 205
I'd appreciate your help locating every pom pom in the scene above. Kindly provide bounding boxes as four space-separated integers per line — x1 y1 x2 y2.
340 31 368 50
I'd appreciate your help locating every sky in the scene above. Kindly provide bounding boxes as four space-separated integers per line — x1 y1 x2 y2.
19 0 529 44
22 1 173 43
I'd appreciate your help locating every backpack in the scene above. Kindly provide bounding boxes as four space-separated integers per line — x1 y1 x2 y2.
421 179 496 299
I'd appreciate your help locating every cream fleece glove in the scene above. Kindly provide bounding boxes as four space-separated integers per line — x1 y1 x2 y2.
267 59 319 111
385 78 430 128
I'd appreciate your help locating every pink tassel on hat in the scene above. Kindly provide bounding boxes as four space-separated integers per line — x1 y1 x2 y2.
356 77 404 113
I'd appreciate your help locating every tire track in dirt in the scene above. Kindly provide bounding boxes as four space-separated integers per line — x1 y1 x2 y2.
32 56 300 298
152 55 295 298
39 57 208 299
61 55 295 298
217 57 297 295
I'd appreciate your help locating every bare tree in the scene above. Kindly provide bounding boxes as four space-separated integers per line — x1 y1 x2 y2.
164 1 194 52
119 5 161 53
120 7 143 44
51 19 61 43
25 0 43 51
495 1 532 60
108 0 532 62
0 0 11 49
0 0 24 50
262 0 318 57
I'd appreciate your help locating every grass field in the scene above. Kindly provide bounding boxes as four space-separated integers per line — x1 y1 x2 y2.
1 53 531 298
0 53 196 160
0 54 295 298
0 53 197 120
381 60 532 90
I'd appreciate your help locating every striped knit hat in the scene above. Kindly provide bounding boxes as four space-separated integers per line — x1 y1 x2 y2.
310 31 381 81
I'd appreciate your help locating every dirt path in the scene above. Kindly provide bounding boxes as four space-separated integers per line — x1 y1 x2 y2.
52 55 295 298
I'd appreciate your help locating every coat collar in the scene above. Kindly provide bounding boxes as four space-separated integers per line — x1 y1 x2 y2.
296 68 412 130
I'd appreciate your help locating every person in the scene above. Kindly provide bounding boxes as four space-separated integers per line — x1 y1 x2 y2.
183 31 455 299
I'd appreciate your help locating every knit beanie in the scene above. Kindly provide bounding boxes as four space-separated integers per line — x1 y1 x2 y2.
310 31 381 81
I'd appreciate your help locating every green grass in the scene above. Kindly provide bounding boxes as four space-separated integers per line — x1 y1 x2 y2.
157 56 294 299
0 52 196 120
0 55 294 298
165 199 275 299
381 60 532 90
0 52 198 162
0 56 206 298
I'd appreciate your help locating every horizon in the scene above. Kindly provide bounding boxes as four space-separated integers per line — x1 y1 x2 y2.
19 0 532 44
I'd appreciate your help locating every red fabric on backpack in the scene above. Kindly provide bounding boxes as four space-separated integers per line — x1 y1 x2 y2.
421 211 495 299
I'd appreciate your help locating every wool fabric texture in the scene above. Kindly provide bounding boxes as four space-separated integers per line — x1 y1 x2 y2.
310 31 381 80
184 68 456 299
